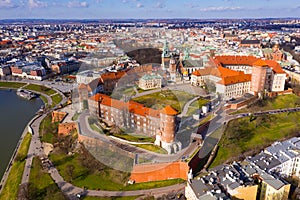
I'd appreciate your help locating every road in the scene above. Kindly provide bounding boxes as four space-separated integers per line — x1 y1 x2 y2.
225 106 300 122
78 111 199 163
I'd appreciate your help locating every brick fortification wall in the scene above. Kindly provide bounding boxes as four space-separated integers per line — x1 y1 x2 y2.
130 161 189 183
77 134 136 159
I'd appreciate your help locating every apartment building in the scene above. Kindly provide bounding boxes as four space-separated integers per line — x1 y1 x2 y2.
10 61 46 80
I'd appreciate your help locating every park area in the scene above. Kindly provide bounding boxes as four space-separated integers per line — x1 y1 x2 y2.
232 94 300 114
0 133 31 200
49 145 183 191
210 111 300 168
132 90 196 113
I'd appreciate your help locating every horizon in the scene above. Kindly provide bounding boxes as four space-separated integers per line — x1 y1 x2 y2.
0 17 300 22
0 0 300 20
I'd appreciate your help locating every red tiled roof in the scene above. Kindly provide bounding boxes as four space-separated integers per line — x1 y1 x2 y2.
265 60 285 74
218 73 252 85
161 105 178 116
214 55 259 66
253 59 268 67
192 70 201 76
89 94 162 118
78 83 87 89
214 55 286 74
100 71 126 82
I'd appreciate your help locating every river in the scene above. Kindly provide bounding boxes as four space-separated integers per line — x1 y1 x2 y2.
0 89 43 179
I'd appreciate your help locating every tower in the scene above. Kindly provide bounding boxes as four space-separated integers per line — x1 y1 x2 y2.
155 105 182 154
161 40 171 69
169 56 176 82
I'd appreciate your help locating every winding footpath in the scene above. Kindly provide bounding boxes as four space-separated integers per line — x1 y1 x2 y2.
4 79 299 199
0 81 185 199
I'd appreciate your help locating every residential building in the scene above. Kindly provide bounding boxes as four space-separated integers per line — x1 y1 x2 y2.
240 161 290 200
51 60 80 75
76 70 102 85
264 137 300 177
185 179 228 200
239 39 261 48
0 65 11 76
10 62 46 80
186 163 257 200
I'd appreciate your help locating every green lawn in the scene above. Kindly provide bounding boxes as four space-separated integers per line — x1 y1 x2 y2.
28 157 66 200
88 117 105 134
196 113 215 127
0 133 31 200
137 87 156 93
90 124 104 134
232 94 300 114
51 93 63 106
132 90 196 113
49 151 130 191
0 82 26 88
16 133 32 161
110 86 136 99
0 160 25 200
112 133 155 143
72 112 81 121
133 144 167 154
83 196 141 200
39 95 48 107
39 114 58 144
24 84 56 96
88 118 154 143
187 98 209 116
49 146 181 191
210 111 300 168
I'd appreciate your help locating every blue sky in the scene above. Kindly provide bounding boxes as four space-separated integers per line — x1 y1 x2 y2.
0 0 300 19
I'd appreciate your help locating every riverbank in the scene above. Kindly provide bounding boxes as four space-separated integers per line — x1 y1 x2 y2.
0 81 66 198
0 104 43 196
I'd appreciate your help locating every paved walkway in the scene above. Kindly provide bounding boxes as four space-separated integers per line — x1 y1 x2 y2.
78 111 199 163
21 114 47 185
178 96 200 118
0 80 67 192
20 81 69 185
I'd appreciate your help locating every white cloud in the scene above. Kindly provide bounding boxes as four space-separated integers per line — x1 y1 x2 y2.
0 0 17 8
154 2 165 9
186 3 199 9
67 0 89 8
136 3 143 8
200 6 242 12
28 0 47 9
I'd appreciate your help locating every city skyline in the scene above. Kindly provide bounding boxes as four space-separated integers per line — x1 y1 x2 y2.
0 0 300 19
